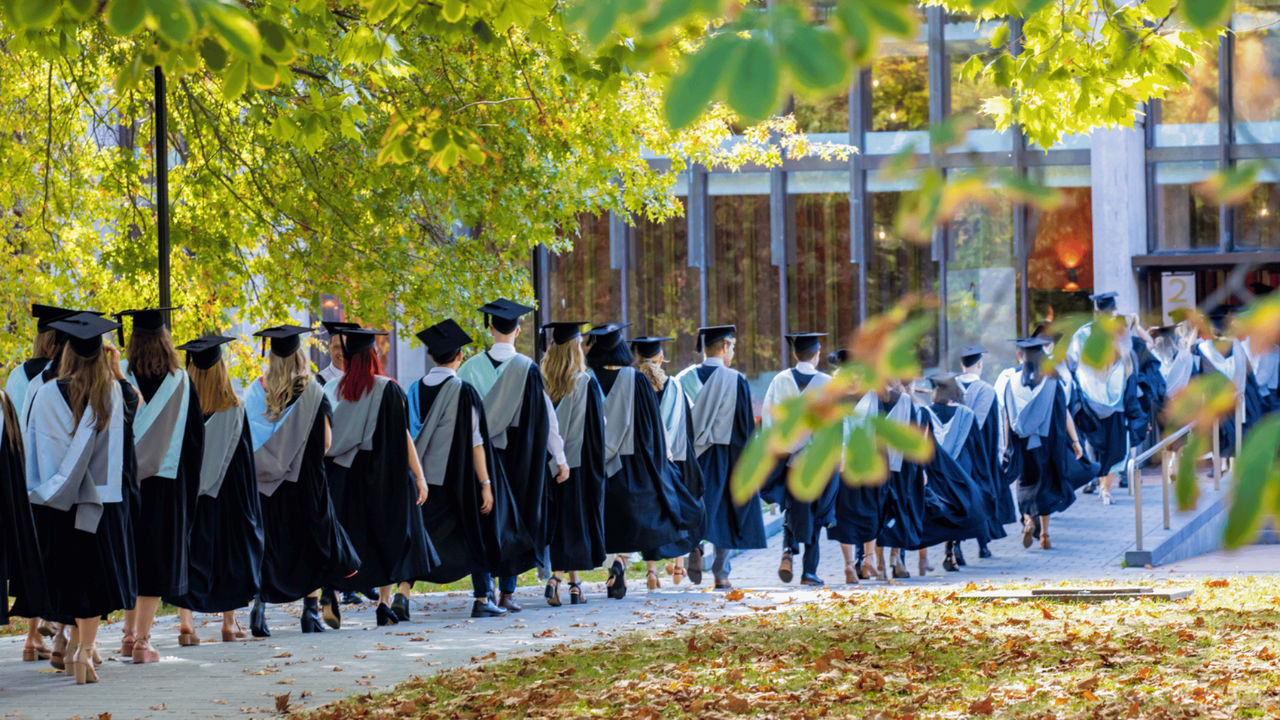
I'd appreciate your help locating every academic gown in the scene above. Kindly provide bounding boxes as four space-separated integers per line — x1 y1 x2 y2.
0 392 47 624
165 410 264 613
760 370 837 546
689 365 766 550
1192 342 1265 458
258 384 361 603
957 377 1017 531
875 395 928 551
326 380 438 591
1003 378 1098 519
3 359 49 415
596 368 699 554
1070 370 1139 476
829 396 885 546
546 375 607 572
30 380 139 622
642 380 706 560
915 404 993 548
1131 337 1167 443
410 379 531 584
130 372 203 598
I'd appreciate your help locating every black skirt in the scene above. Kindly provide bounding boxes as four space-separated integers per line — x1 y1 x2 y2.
134 382 203 598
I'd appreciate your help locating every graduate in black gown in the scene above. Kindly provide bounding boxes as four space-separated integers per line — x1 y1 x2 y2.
1 386 49 660
632 336 705 587
115 307 203 664
1243 283 1280 415
538 322 607 606
587 323 698 598
324 326 436 627
166 335 264 645
955 345 1015 561
409 320 529 618
1191 306 1265 459
760 333 838 587
674 326 765 590
457 299 569 614
25 313 138 684
829 350 884 584
247 325 360 637
922 374 995 573
1002 337 1097 550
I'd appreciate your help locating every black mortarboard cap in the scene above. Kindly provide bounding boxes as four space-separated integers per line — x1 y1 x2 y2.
321 321 359 338
1208 304 1239 334
331 326 387 358
785 332 826 357
50 313 121 358
254 325 313 358
630 336 674 359
479 298 534 334
1151 324 1179 338
585 322 631 350
1250 281 1274 297
177 334 235 370
1014 337 1053 350
32 304 91 331
115 306 180 344
696 325 736 353
1089 292 1118 312
828 348 849 365
929 371 960 393
542 321 586 346
959 343 986 367
416 319 472 360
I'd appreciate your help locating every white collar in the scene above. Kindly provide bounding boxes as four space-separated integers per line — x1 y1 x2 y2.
488 342 517 362
958 372 980 382
703 357 725 368
424 366 457 387
794 361 816 374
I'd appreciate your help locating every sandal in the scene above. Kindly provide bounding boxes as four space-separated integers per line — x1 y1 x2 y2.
671 565 687 585
221 621 248 642
118 630 135 657
178 631 200 647
22 644 51 662
544 576 562 607
646 570 660 591
569 582 586 605
38 621 56 638
605 561 627 600
844 564 859 585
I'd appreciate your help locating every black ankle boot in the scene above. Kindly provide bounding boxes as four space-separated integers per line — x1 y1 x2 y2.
390 592 410 622
301 597 324 633
376 602 400 626
250 597 270 638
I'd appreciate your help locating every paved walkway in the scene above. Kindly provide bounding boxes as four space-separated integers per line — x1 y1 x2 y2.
0 471 1260 719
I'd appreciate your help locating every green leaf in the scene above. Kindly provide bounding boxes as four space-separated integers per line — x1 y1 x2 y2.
788 423 844 503
15 0 58 27
872 415 933 464
843 419 887 485
863 0 915 38
146 0 195 43
249 61 278 90
112 52 144 95
221 59 248 100
257 19 288 53
442 0 466 24
206 4 262 59
1017 0 1057 16
106 0 146 36
1080 318 1118 370
1146 0 1174 18
663 33 738 129
200 37 227 71
989 22 1009 49
64 0 97 21
833 0 872 62
726 38 778 123
731 431 775 506
1179 0 1231 30
782 26 848 91
1223 415 1280 548
640 0 693 35
1175 432 1204 511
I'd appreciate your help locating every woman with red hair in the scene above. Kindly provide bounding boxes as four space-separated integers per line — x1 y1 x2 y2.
324 326 436 626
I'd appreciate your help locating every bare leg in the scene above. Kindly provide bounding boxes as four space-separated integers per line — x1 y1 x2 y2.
133 596 160 652
568 570 580 584
378 585 393 606
397 581 412 597
221 610 237 634
1040 515 1051 549
178 608 195 636
121 609 136 650
73 617 100 683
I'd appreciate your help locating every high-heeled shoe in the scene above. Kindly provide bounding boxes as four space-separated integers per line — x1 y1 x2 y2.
844 564 859 585
131 637 159 664
22 643 51 662
91 645 102 666
320 588 341 629
390 592 411 622
301 597 325 633
178 629 200 646
375 602 399 627
891 558 910 579
63 643 78 676
221 621 248 642
544 577 562 607
646 570 660 591
1040 533 1051 551
50 629 68 670
250 597 270 638
73 645 99 685
671 565 686 585
569 582 586 605
38 621 56 638
943 554 959 572
118 630 135 657
917 556 932 577
605 561 626 600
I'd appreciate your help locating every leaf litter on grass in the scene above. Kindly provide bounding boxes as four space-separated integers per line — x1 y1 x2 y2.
293 577 1280 719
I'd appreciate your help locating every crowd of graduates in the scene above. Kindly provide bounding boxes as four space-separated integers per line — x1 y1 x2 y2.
0 286 1275 687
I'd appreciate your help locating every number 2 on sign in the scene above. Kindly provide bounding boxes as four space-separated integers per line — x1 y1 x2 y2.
1168 278 1188 304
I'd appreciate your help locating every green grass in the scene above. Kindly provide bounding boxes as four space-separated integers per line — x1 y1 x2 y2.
296 577 1280 719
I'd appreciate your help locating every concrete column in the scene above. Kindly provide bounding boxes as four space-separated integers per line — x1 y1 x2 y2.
1090 120 1148 315
393 321 427 386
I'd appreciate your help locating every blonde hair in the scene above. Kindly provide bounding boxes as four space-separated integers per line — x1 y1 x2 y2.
541 338 585 404
636 354 667 394
59 346 116 432
264 349 312 421
188 357 241 415
127 327 182 378
33 329 62 361
0 391 21 456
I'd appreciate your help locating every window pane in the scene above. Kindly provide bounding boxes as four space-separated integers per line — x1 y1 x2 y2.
1027 166 1094 324
1235 169 1280 248
945 15 1012 152
1154 161 1220 250
868 27 929 156
947 182 1018 378
1155 47 1218 147
707 173 779 390
630 202 702 370
794 92 849 135
787 172 857 366
867 186 939 367
1234 3 1280 144
548 213 620 322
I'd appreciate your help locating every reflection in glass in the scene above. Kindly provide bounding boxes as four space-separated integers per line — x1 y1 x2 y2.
947 184 1017 378
945 15 1010 152
548 213 621 324
787 173 857 367
868 42 929 155
794 93 849 134
1027 167 1094 324
866 193 938 366
1155 47 1218 147
1234 2 1280 144
630 202 701 369
1154 162 1220 250
1236 171 1280 248
707 175 779 389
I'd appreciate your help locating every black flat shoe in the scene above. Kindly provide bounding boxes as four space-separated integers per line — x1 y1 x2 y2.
799 573 824 586
687 545 703 586
569 582 586 605
300 597 324 633
376 602 399 626
606 561 627 599
250 598 270 638
978 545 993 559
391 593 410 622
320 589 341 629
341 591 362 605
953 546 966 567
471 597 508 618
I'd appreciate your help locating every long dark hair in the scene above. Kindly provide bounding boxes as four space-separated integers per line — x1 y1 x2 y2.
127 328 182 377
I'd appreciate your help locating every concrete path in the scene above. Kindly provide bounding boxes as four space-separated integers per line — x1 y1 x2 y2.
0 471 1262 720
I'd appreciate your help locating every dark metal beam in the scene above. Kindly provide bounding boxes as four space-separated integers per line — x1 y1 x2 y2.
1131 250 1280 267
155 67 170 308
